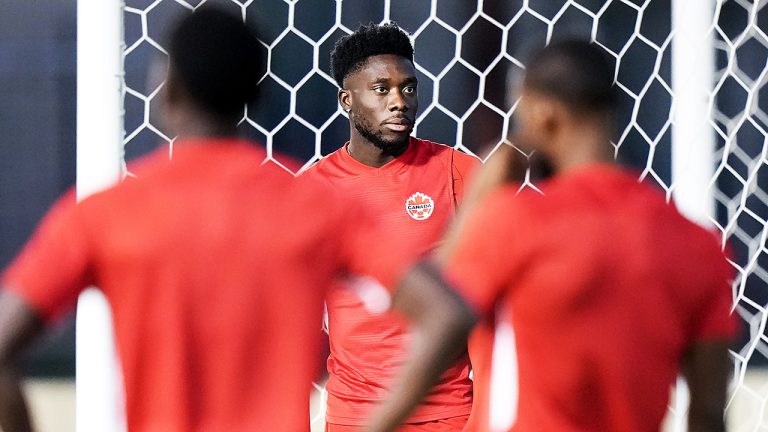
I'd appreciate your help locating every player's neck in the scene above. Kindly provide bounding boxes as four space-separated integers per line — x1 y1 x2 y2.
347 136 409 168
552 126 614 174
172 109 238 141
176 124 238 141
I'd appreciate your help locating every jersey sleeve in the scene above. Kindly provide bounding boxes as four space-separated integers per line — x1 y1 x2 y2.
689 239 738 342
451 149 482 207
443 187 525 316
1 190 93 321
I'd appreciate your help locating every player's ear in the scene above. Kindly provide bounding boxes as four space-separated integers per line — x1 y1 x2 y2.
338 88 352 113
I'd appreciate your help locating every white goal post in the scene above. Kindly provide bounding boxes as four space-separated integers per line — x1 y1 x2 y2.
76 0 125 431
671 0 716 227
670 0 716 430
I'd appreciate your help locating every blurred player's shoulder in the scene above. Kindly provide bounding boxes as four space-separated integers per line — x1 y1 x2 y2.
70 145 173 213
118 138 272 180
80 139 298 210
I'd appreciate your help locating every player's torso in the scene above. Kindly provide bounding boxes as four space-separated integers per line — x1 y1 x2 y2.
304 138 473 424
311 141 460 245
490 165 709 432
87 142 334 431
309 139 460 346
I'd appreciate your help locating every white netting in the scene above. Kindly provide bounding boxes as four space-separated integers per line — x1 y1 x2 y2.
121 0 766 430
710 1 768 429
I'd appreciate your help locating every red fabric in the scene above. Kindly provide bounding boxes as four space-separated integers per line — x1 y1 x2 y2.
445 164 738 432
2 139 409 432
462 321 495 432
325 414 470 432
303 137 479 425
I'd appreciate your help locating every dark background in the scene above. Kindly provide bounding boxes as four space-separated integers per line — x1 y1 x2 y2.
0 0 77 376
0 0 763 377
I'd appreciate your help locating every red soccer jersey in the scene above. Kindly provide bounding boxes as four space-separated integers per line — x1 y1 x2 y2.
445 164 737 432
2 139 411 432
302 137 480 425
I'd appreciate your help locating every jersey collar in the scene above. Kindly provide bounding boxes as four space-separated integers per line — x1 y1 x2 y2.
338 136 417 174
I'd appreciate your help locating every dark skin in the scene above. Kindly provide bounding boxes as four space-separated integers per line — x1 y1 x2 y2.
0 290 41 432
366 87 732 432
339 54 418 168
684 341 731 432
0 66 238 432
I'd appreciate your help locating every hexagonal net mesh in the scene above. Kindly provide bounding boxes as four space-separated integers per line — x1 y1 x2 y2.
121 0 766 430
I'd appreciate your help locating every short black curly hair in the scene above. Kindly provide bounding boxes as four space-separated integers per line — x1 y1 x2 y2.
330 22 414 88
169 6 264 119
524 39 617 114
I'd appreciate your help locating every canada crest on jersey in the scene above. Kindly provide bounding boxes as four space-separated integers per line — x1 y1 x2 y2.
405 192 434 221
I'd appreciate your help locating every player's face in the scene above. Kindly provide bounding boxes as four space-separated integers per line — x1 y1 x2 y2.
514 88 550 154
340 54 418 153
514 88 559 178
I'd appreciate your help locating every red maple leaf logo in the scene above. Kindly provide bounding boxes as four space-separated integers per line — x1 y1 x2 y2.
405 192 434 220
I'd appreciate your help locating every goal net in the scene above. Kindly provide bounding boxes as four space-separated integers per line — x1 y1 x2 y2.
117 0 766 430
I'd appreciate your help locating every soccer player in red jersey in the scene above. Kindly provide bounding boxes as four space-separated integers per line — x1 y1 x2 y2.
301 23 479 432
0 8 446 432
366 40 737 432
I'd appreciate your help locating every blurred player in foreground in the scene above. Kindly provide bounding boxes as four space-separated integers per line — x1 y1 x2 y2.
0 7 452 432
301 23 478 431
366 39 737 432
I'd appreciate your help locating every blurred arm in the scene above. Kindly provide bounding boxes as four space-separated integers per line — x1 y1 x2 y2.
364 263 477 432
0 289 43 432
683 340 731 432
438 143 522 263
